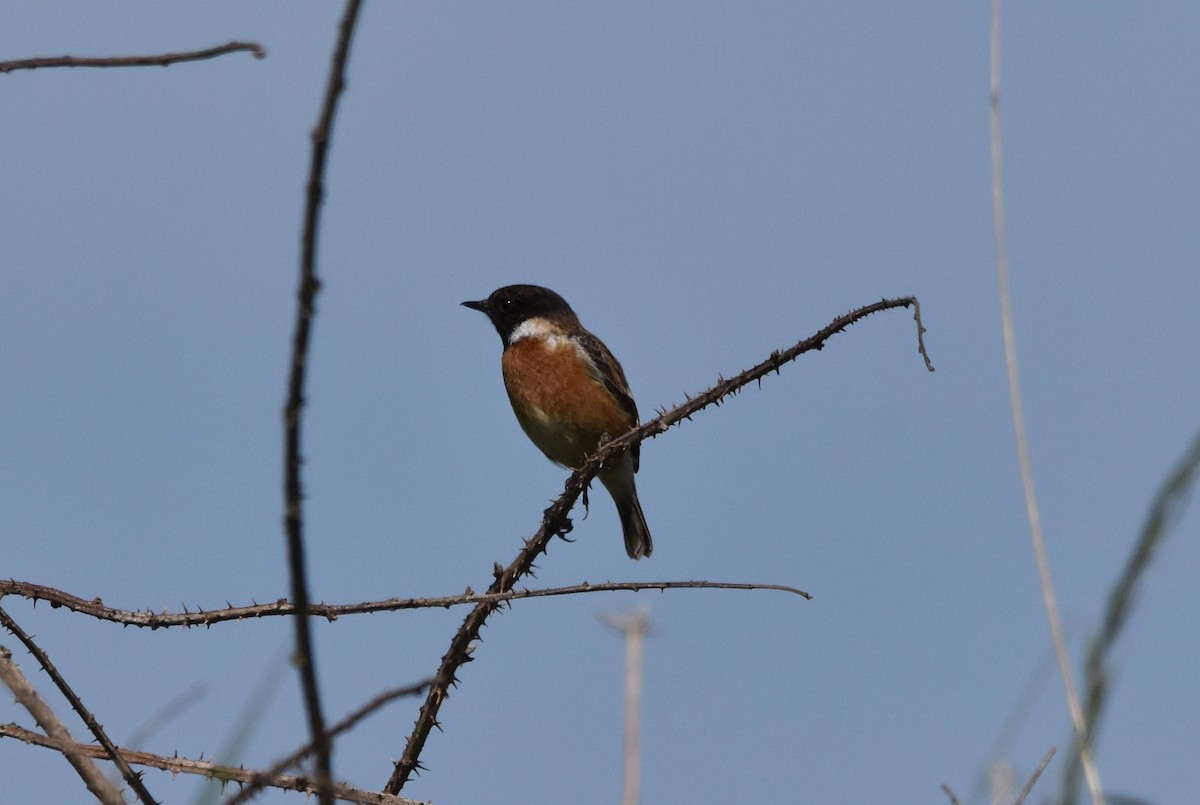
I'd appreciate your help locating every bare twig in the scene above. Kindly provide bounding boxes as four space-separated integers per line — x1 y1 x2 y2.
385 296 932 792
0 723 425 805
1014 746 1056 805
1064 429 1200 803
0 41 265 73
0 578 808 629
284 2 364 803
988 4 1104 803
0 607 158 804
0 647 124 805
224 680 432 805
939 783 962 805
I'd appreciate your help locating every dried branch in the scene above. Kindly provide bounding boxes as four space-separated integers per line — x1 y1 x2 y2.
0 606 158 803
944 747 1053 805
223 680 433 805
1014 746 1056 805
0 578 807 629
0 41 265 73
0 723 426 805
989 4 1103 803
0 647 124 805
284 2 364 802
385 296 933 792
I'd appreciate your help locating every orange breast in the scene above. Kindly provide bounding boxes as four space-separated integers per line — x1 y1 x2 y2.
501 337 633 468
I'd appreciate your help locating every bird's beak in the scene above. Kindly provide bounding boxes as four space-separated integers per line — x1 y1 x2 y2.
461 299 489 313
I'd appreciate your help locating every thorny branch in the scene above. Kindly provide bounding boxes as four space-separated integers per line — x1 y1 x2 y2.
223 680 434 805
283 2 364 803
385 296 934 792
0 41 265 73
0 723 427 805
0 579 808 629
0 679 430 805
0 647 124 805
0 606 158 804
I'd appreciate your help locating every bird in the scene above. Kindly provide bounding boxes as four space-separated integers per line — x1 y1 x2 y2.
462 284 652 559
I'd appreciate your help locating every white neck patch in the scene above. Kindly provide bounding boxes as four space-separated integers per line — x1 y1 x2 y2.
509 317 565 346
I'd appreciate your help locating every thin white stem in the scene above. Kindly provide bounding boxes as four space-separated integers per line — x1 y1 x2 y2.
989 2 1105 803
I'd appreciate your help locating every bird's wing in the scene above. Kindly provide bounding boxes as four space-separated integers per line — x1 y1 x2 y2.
575 331 641 472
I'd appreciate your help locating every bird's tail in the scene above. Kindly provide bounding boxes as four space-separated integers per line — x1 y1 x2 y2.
602 459 653 559
618 490 653 559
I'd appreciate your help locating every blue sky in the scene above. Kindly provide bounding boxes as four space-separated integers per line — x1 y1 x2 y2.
3 3 1198 803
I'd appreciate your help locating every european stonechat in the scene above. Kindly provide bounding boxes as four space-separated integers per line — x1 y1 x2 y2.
462 284 652 559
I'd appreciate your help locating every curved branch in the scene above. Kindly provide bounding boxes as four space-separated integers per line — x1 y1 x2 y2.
1064 429 1200 802
0 41 265 73
989 5 1101 803
385 295 932 792
0 579 808 629
283 2 364 802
